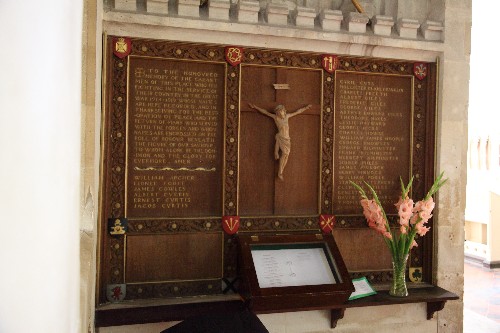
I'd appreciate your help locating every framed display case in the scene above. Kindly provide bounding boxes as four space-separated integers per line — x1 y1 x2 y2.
238 233 354 313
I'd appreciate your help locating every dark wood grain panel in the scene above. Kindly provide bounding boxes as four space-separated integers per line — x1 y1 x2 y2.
125 233 223 282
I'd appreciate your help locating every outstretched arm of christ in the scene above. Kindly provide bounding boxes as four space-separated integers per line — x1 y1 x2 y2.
288 104 312 118
248 103 275 118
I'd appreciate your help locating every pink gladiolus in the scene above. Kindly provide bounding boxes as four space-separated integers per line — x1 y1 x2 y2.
419 211 433 223
394 196 404 210
413 197 435 215
413 197 435 224
361 199 385 226
410 214 420 225
415 222 431 236
352 174 446 265
360 199 374 222
398 197 414 226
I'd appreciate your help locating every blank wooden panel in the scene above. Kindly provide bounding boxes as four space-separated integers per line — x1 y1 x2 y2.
125 233 223 283
240 66 277 102
274 114 320 215
282 69 322 107
332 229 392 271
239 112 276 215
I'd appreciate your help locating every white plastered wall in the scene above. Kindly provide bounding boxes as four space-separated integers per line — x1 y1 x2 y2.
0 1 83 332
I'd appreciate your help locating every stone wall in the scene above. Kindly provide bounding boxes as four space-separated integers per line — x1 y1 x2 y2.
81 0 471 332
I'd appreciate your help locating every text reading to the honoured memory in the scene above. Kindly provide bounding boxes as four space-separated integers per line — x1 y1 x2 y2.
126 57 225 217
333 71 413 214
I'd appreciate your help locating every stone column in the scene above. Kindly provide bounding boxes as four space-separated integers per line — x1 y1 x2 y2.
486 191 500 267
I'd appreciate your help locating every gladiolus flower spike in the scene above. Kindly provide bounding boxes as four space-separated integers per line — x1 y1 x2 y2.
350 172 447 259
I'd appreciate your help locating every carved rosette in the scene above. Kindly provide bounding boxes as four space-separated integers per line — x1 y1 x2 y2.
223 235 238 279
110 56 128 219
125 279 222 300
105 46 130 288
127 218 222 233
224 65 240 216
322 72 335 214
239 216 320 232
350 270 393 284
109 237 125 284
242 49 319 69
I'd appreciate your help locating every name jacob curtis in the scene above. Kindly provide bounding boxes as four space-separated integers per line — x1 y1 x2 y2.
132 175 193 209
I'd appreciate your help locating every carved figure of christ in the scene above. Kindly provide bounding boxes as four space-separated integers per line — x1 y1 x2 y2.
248 103 312 180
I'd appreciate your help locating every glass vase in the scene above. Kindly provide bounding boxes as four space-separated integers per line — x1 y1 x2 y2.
389 254 408 297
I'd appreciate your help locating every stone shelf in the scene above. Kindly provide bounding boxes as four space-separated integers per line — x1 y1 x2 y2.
329 285 459 328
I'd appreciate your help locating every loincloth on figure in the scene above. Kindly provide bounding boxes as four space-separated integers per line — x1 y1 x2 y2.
275 134 291 155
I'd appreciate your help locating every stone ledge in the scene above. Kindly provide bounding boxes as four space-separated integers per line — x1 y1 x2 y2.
318 9 343 31
264 3 289 26
421 20 443 41
237 0 260 23
208 0 230 21
344 12 369 34
115 0 137 11
147 0 169 15
102 11 445 55
397 18 420 39
371 15 393 36
291 6 316 28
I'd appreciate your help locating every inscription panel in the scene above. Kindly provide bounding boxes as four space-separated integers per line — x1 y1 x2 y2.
126 57 225 218
333 71 413 214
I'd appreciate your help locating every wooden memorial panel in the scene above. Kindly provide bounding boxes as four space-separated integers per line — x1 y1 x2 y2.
329 58 437 282
99 36 437 306
333 71 413 215
126 57 225 218
100 38 232 304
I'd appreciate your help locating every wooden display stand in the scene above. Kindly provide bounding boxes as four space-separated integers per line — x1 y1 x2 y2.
237 233 354 313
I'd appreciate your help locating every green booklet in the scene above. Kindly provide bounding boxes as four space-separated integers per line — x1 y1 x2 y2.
348 277 377 300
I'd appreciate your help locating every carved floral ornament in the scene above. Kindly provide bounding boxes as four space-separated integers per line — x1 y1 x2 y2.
225 46 244 66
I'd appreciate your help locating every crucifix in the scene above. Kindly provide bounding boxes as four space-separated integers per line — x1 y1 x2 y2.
248 103 311 180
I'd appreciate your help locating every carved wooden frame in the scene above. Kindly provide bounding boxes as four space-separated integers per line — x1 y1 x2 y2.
100 36 436 302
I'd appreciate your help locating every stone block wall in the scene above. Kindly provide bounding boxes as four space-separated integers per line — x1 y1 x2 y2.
81 0 471 332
